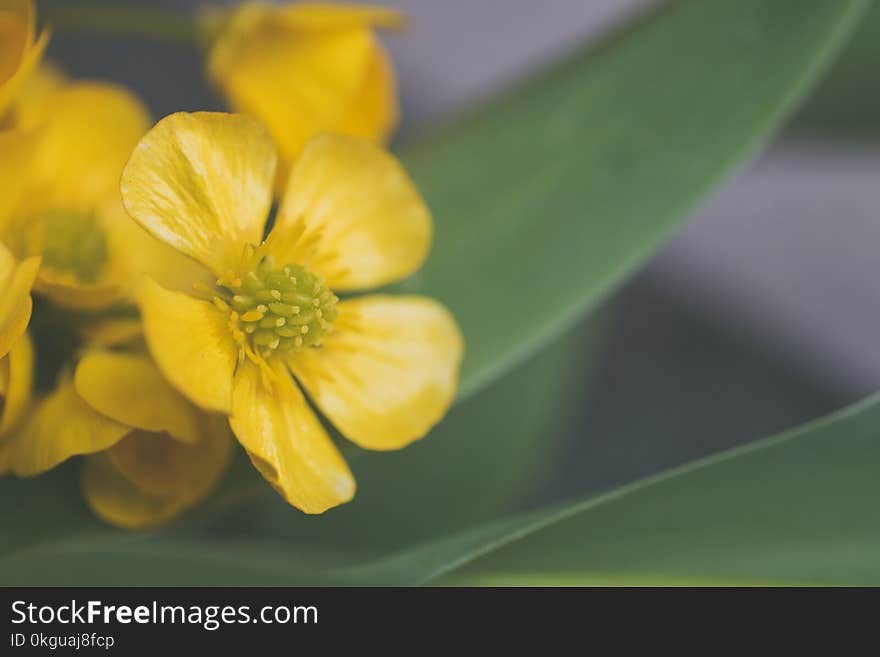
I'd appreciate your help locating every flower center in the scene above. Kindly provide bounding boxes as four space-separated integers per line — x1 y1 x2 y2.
219 257 338 357
35 210 108 283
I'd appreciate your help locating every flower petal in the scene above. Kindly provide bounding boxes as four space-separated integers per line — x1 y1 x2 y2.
32 269 121 311
269 134 432 290
0 0 31 86
81 454 185 530
100 198 213 297
230 359 355 514
333 41 398 144
19 81 150 212
0 243 39 359
138 277 236 414
0 128 41 231
0 0 48 117
75 317 142 347
289 295 463 450
11 61 65 129
121 112 276 276
74 350 202 444
0 329 31 434
9 377 130 476
81 417 231 530
105 420 232 500
206 6 375 186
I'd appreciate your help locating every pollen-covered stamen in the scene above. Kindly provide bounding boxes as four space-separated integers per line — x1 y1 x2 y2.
32 210 108 282
221 257 338 356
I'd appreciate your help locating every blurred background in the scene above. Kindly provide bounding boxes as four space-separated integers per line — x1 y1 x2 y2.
44 0 878 516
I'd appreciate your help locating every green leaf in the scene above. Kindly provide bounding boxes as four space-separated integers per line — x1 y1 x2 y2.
402 0 871 400
440 395 880 586
4 367 880 585
795 2 880 132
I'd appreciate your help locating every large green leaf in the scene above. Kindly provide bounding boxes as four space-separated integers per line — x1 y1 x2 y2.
0 0 868 584
5 395 880 585
440 395 880 586
795 2 880 132
402 0 870 399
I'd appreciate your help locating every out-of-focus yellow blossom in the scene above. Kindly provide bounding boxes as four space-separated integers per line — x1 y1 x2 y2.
0 240 38 359
0 0 48 123
120 112 463 514
1 349 233 528
0 67 208 310
0 331 32 437
202 2 402 188
0 240 38 465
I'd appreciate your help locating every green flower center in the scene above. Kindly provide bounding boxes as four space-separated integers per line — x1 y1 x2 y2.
221 257 339 355
37 210 108 283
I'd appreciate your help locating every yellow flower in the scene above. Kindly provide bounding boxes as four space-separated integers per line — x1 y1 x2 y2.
0 239 38 460
203 2 402 188
120 112 463 514
0 0 48 122
0 239 38 360
0 67 207 310
2 349 233 529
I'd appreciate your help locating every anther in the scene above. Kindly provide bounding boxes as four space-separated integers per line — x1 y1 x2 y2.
218 257 339 353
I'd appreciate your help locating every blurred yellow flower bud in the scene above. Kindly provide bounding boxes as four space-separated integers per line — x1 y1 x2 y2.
202 2 403 189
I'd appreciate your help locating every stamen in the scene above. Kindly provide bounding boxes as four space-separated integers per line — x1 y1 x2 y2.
218 255 338 354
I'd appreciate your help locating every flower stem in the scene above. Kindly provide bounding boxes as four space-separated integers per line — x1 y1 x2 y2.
42 6 199 46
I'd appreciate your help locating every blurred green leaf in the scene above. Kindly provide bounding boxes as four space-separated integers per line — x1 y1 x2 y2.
5 393 880 585
795 2 880 132
0 0 869 584
402 0 871 399
441 395 880 586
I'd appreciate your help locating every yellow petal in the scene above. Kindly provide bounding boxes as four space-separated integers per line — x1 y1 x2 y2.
138 277 236 414
82 418 230 529
0 243 39 359
269 134 431 290
100 198 213 297
207 5 370 137
0 0 48 118
18 81 150 213
105 421 232 500
121 112 276 276
9 377 130 476
81 454 186 530
0 0 31 85
333 41 398 144
32 269 121 311
289 295 463 451
0 127 41 231
74 350 202 444
0 330 31 434
75 317 142 347
205 4 398 187
230 359 354 514
10 61 65 129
